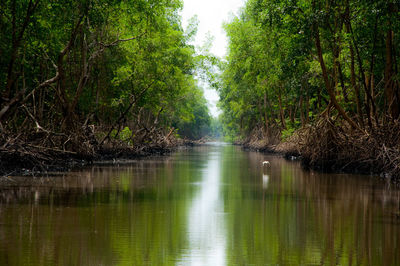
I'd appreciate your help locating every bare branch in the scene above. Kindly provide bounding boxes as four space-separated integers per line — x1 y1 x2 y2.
99 32 145 48
89 32 146 62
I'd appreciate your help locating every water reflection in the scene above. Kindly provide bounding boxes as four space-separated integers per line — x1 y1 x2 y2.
262 174 269 189
0 144 399 265
262 163 271 189
222 148 400 265
179 150 226 265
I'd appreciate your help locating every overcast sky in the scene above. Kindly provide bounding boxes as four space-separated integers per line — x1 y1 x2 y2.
181 0 245 117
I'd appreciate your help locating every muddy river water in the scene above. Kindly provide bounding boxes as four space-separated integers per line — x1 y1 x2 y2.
0 143 399 265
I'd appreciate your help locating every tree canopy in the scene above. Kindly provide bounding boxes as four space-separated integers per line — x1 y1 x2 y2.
219 0 400 141
0 0 212 146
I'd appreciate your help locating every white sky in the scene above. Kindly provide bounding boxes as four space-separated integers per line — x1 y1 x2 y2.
181 0 245 117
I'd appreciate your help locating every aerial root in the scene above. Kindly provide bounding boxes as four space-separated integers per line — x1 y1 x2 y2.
288 117 400 181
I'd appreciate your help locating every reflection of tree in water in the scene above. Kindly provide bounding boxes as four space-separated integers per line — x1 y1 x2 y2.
222 146 400 265
0 150 206 265
0 145 399 265
296 169 400 265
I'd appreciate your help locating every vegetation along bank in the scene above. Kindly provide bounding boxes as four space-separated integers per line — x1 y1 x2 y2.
218 0 400 181
1 0 400 182
0 0 221 175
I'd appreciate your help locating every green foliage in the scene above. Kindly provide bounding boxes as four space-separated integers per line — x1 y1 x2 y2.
281 127 295 142
172 88 211 139
209 116 223 139
219 0 400 142
110 127 133 144
0 0 212 141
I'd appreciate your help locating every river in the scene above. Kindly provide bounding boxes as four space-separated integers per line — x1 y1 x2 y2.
0 143 399 265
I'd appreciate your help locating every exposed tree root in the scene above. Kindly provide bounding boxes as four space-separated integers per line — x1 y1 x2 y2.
0 123 192 176
239 118 400 182
0 126 95 175
280 118 400 182
239 125 281 152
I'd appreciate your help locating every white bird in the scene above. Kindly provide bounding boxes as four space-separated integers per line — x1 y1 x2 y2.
262 161 270 187
262 161 270 167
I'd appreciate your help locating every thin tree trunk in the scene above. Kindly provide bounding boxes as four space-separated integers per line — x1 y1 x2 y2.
346 15 375 127
5 0 40 97
349 42 364 127
384 29 398 118
305 93 310 124
300 89 305 127
314 22 360 130
257 100 264 131
338 62 348 102
263 91 269 134
277 87 286 129
369 15 379 124
384 3 399 119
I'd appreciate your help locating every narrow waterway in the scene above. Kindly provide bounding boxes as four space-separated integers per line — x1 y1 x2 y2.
0 143 399 265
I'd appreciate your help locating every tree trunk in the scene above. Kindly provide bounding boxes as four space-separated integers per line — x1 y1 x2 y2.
277 87 286 129
300 91 305 127
384 3 399 119
1 0 40 122
314 22 360 130
349 41 364 127
305 93 310 124
257 100 265 131
263 91 269 134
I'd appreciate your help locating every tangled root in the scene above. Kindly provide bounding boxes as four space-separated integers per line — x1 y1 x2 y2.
241 125 281 151
295 118 400 181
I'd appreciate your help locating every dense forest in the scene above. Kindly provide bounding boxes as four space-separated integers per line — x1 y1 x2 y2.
1 0 400 180
0 0 218 172
219 0 400 179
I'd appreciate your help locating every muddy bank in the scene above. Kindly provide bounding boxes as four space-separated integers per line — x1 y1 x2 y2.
239 118 400 183
0 134 204 177
0 145 169 177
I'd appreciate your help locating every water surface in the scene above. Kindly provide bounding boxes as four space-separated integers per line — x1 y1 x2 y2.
0 143 399 265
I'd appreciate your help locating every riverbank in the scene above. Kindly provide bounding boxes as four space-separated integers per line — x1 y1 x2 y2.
239 118 400 183
0 132 207 177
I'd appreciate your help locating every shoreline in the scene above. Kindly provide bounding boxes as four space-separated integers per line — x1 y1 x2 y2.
2 135 398 185
0 139 205 177
236 128 400 185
